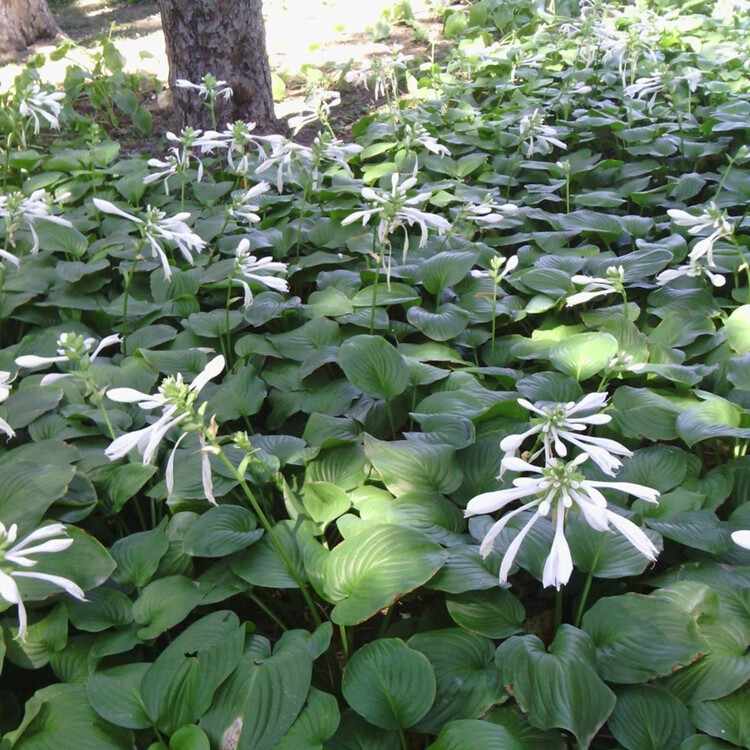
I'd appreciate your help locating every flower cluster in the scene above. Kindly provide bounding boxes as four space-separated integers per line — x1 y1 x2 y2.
106 355 225 505
466 393 659 589
233 238 289 307
0 372 14 440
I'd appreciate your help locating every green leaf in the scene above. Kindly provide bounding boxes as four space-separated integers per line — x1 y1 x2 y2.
110 519 169 587
231 519 310 589
301 482 352 531
66 587 133 632
646 511 730 554
142 611 244 734
326 708 400 749
689 688 750 748
201 626 328 750
610 387 681 441
323 524 447 625
549 332 618 381
364 435 462 495
182 505 263 557
420 251 479 295
581 593 707 683
676 398 750 447
495 625 615 750
426 720 522 750
4 604 67 669
273 688 340 749
408 629 506 733
338 335 410 399
342 638 436 730
445 589 525 639
132 576 207 640
86 663 151 730
4 684 133 750
205 365 267 421
0 461 74 533
663 615 750 703
2 385 63 429
407 304 471 341
169 725 210 750
34 222 88 257
725 305 750 353
608 685 693 750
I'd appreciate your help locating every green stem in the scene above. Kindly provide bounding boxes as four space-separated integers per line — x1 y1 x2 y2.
554 587 564 630
246 589 288 632
211 440 322 628
120 254 139 356
385 399 396 439
573 571 594 629
369 241 384 336
398 728 408 750
339 623 350 662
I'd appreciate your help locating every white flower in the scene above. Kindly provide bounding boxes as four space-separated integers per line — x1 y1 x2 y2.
0 521 85 640
254 136 312 192
0 372 14 440
17 84 66 136
731 529 750 549
233 239 288 307
668 202 734 268
518 109 566 158
287 89 341 136
15 333 121 384
106 355 225 505
93 199 206 280
0 188 73 256
656 257 726 288
466 454 659 588
228 182 271 224
466 197 520 227
500 392 631 476
341 164 451 260
566 266 625 307
175 75 233 100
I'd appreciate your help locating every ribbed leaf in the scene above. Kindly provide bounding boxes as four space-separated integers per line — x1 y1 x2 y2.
182 505 263 558
323 524 447 625
342 639 436 730
338 335 409 399
86 664 151 730
549 332 618 381
581 593 707 683
445 589 525 639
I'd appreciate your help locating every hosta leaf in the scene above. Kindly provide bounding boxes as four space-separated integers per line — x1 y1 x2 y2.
689 688 750 748
338 335 410 399
426 720 522 750
610 387 681 441
326 708 400 750
663 615 750 703
342 639 436 730
364 435 462 495
406 304 471 341
4 684 133 750
581 593 707 683
445 589 525 639
322 524 447 625
408 628 506 733
132 576 207 640
725 305 750 354
676 399 750 447
608 685 693 750
273 688 340 749
86 663 151 730
182 505 263 557
301 482 352 531
495 625 615 749
549 332 618 381
420 251 479 295
200 625 329 750
142 611 244 734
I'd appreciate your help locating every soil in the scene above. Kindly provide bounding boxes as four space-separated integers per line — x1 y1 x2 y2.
0 0 447 143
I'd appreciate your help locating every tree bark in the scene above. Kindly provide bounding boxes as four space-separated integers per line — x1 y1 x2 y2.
0 0 61 62
155 0 278 133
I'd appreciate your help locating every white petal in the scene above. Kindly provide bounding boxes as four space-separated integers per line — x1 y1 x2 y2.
15 354 67 368
605 511 658 560
589 480 659 504
199 433 216 505
190 355 225 393
731 529 750 549
542 508 573 589
466 484 542 516
0 569 21 604
0 416 14 440
166 432 188 497
105 425 153 461
500 425 540 453
498 511 541 584
90 334 122 360
12 571 86 600
478 499 540 557
93 198 141 222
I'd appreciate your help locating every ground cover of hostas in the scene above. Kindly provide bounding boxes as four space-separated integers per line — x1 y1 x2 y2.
1 0 750 747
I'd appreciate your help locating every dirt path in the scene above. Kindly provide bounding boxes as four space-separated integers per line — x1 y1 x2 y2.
0 0 443 125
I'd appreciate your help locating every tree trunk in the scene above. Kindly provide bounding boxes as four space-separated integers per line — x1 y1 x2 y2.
155 0 278 133
0 0 61 62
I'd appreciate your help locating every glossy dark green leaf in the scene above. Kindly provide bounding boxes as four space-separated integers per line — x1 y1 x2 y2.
182 505 263 557
338 335 409 399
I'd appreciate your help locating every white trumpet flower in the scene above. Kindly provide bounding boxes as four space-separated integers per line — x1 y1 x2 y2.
0 522 85 640
500 392 631 476
466 454 659 589
233 239 288 307
106 355 225 505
